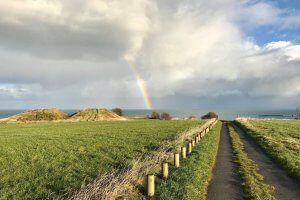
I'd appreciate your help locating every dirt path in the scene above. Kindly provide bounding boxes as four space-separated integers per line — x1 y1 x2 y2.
232 123 300 200
207 122 243 200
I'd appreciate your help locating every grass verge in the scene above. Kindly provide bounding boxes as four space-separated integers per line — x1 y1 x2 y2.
153 121 221 200
234 119 300 181
228 124 275 200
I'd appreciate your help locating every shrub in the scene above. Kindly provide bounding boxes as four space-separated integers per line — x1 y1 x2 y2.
161 112 172 120
188 116 197 120
112 108 123 116
150 111 160 119
201 112 218 119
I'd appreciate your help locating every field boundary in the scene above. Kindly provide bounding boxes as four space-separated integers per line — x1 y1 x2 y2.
69 119 217 200
234 120 300 181
155 121 221 199
232 122 300 199
228 123 275 200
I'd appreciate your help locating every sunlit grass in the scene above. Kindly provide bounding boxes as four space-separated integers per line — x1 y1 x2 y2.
0 120 203 199
228 124 275 200
235 119 300 180
154 122 221 200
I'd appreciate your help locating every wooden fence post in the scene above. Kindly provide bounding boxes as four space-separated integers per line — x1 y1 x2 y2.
162 162 168 179
147 174 155 197
174 153 180 167
181 147 186 158
188 142 192 154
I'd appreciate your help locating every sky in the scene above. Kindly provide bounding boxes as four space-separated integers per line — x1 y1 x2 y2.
0 0 300 110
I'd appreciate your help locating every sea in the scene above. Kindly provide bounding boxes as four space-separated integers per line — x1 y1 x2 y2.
0 108 297 120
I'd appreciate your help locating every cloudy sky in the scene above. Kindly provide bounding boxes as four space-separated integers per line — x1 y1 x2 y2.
0 0 300 109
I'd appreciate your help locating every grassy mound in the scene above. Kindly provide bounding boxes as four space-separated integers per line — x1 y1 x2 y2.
0 108 68 123
70 108 126 121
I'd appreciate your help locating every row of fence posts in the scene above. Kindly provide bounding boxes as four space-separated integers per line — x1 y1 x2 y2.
147 119 218 197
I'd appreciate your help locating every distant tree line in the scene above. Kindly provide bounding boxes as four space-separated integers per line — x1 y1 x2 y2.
150 111 172 120
150 111 219 120
112 108 219 121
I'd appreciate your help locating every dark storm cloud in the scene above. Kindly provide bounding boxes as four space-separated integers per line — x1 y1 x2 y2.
0 15 130 60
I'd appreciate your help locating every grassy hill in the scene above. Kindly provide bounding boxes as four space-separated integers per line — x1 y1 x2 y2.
69 108 126 121
0 108 68 123
0 108 126 123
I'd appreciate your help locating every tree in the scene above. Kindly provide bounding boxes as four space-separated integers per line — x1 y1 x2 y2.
150 111 160 119
201 112 218 119
161 112 172 120
188 116 197 120
112 108 123 116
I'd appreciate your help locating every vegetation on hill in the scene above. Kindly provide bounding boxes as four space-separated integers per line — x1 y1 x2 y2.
154 122 221 200
0 108 68 123
0 120 203 199
235 119 300 181
201 112 218 119
188 116 198 120
150 111 160 119
70 108 126 121
111 108 123 116
161 112 172 120
228 124 275 200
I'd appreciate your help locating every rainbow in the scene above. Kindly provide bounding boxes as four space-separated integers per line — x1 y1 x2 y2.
129 64 154 109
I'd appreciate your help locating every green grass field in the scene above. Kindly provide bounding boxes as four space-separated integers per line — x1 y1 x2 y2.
0 120 203 200
154 121 221 200
228 124 275 200
235 119 300 181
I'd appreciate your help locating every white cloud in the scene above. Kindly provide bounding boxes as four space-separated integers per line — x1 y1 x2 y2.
284 45 300 61
236 2 282 26
265 41 292 49
0 84 39 100
0 0 300 108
